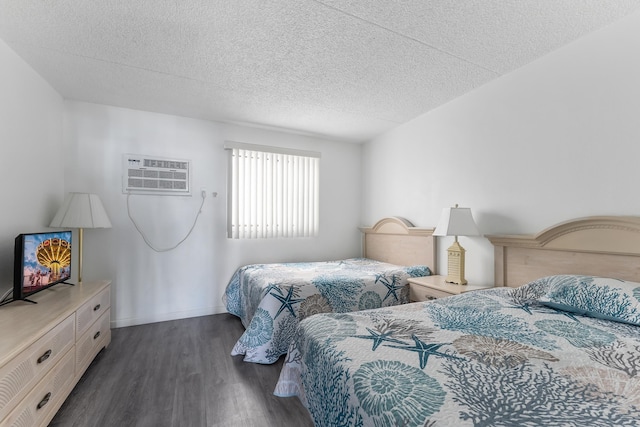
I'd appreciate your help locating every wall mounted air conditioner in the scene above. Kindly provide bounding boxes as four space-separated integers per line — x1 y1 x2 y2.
122 154 191 195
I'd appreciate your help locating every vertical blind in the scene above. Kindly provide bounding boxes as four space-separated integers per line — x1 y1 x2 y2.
226 142 320 239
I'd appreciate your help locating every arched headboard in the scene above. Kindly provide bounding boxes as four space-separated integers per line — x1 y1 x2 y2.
487 216 640 287
359 217 436 271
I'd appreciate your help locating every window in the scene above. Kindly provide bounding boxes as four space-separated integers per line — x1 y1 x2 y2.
225 142 320 239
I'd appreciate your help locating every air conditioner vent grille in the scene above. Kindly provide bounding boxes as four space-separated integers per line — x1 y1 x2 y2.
123 154 191 195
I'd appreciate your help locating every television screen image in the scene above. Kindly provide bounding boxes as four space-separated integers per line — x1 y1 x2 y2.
14 231 72 301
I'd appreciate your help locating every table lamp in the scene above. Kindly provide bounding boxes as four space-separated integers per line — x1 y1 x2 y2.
433 204 481 285
49 193 112 283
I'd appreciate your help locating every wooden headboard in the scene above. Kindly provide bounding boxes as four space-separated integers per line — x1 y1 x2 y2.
359 217 436 272
487 216 640 287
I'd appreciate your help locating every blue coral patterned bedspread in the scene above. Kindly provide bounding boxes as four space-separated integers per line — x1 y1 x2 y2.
274 278 640 426
224 258 430 364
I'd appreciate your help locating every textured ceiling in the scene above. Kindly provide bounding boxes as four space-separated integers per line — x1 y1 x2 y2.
1 1 640 142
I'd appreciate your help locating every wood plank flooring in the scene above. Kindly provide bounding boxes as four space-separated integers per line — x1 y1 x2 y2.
49 313 314 427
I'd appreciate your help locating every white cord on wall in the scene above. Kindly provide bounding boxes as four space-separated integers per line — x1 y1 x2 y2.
126 190 206 252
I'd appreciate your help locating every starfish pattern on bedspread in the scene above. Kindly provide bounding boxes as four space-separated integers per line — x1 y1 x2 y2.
353 327 406 351
263 283 283 297
376 273 404 302
387 335 463 369
270 285 305 319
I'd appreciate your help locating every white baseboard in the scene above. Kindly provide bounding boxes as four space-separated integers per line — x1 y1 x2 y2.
110 304 229 328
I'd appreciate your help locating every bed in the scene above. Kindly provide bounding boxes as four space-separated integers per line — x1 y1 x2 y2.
274 216 640 426
224 217 436 364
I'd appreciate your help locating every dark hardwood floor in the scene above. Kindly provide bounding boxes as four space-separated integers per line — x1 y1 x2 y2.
49 313 314 427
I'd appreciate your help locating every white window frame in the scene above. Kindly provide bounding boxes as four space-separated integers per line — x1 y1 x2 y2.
225 142 320 239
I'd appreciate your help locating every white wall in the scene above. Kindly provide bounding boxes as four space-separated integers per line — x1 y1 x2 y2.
0 40 65 292
64 101 362 327
9 7 639 323
362 10 640 286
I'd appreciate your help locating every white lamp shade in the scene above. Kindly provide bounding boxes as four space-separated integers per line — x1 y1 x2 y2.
433 206 480 237
50 193 112 229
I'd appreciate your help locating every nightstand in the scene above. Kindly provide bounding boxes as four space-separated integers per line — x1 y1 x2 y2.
408 275 493 302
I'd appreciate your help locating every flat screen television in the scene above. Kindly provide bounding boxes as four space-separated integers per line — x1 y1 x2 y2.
13 231 73 303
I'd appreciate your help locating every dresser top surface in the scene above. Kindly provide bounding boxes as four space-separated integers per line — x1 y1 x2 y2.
0 280 111 366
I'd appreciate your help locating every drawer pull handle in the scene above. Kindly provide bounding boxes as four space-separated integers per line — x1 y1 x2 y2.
37 349 52 364
37 392 51 410
93 303 101 311
94 331 101 340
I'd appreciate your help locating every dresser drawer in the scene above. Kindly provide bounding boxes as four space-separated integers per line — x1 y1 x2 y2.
0 348 75 427
76 286 110 339
0 314 74 421
75 311 111 376
409 284 452 301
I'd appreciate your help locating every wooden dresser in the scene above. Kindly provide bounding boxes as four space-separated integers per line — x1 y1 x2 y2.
0 280 111 427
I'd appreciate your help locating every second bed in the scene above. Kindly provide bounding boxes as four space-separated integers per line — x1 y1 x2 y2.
224 217 436 364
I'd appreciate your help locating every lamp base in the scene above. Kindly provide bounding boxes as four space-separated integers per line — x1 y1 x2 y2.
445 276 468 285
445 240 467 285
